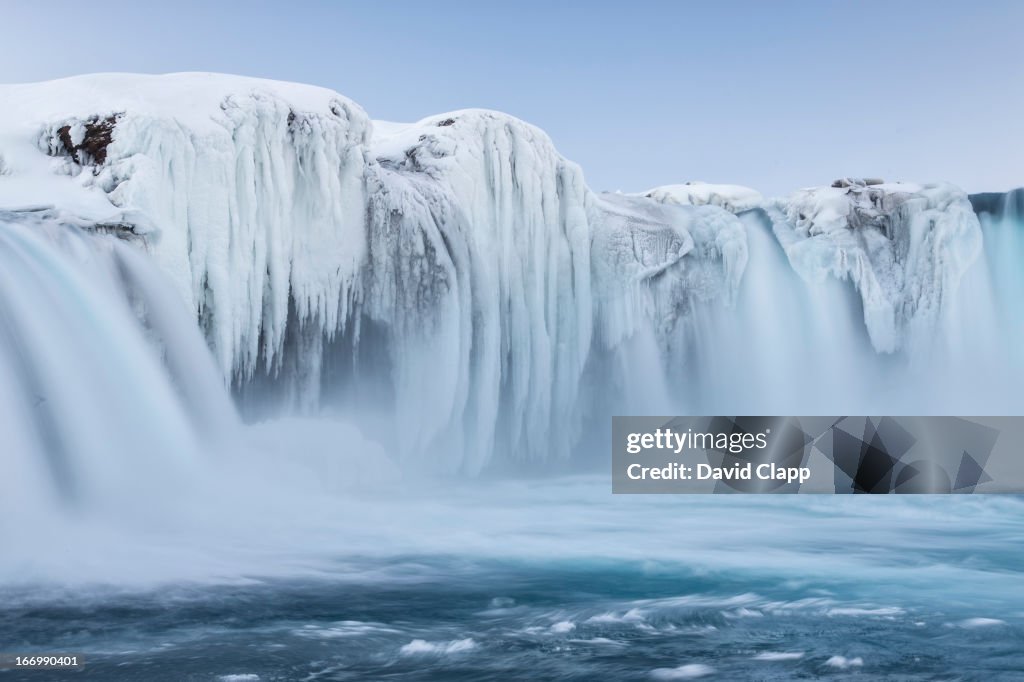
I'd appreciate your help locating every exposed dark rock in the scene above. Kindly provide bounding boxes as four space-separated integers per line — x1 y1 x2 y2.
970 188 1024 219
54 114 120 165
437 118 456 127
91 220 143 237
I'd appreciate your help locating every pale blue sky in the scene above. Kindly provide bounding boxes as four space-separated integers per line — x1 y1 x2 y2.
2 1 1021 195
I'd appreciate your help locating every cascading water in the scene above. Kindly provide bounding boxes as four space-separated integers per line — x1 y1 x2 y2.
680 210 879 415
974 189 1024 366
5 75 1018 476
1 75 1022 481
0 210 235 534
4 193 1023 488
676 200 1024 416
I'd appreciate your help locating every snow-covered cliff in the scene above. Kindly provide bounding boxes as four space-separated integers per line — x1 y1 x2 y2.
0 74 750 470
0 74 371 379
0 74 991 470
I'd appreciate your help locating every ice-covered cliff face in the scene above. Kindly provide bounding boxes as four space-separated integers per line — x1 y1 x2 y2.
0 74 371 380
359 112 597 467
0 74 750 471
765 182 982 354
0 74 998 470
359 114 749 468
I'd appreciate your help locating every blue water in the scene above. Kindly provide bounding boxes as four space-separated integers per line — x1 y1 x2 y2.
2 481 1022 681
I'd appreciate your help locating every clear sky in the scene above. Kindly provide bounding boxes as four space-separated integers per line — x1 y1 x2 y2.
2 1 1021 195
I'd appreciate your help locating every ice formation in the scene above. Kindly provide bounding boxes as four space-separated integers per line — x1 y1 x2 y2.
363 113 748 468
10 74 371 381
765 181 982 353
0 73 1004 472
0 75 750 471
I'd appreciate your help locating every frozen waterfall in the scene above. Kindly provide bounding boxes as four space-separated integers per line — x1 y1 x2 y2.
0 74 1022 481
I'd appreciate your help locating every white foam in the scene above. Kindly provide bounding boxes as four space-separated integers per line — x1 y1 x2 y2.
826 606 904 617
568 637 624 646
399 638 477 656
586 608 646 625
650 663 715 679
954 617 1006 628
295 621 401 638
752 652 804 661
724 608 764 618
825 656 863 669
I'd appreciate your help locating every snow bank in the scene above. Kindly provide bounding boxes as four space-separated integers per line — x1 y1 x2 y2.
640 181 763 213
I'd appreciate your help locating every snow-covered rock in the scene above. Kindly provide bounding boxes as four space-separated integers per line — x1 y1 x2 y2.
0 73 371 379
639 182 763 213
765 182 982 352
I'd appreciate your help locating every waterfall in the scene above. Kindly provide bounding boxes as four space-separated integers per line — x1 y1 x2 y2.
680 210 878 415
674 204 1024 416
0 210 236 529
3 191 1022 520
0 74 1022 488
2 185 1024 585
974 189 1024 365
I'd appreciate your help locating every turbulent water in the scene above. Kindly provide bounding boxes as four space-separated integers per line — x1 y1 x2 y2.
1 483 1023 681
